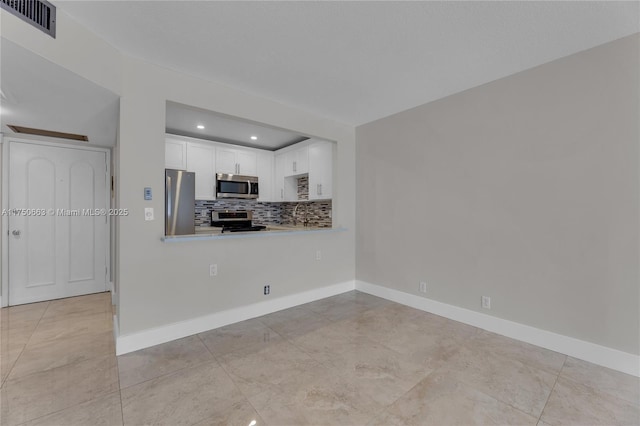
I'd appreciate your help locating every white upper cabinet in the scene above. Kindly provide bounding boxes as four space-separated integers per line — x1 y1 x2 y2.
215 148 236 174
186 142 216 200
165 138 187 170
283 145 309 177
216 146 257 176
308 141 333 200
166 134 330 204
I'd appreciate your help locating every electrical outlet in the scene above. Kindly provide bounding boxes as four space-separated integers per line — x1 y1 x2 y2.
316 250 322 261
481 296 491 309
419 281 427 293
264 285 270 295
209 264 217 277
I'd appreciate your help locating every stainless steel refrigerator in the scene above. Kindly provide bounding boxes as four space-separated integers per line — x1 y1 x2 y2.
165 169 195 236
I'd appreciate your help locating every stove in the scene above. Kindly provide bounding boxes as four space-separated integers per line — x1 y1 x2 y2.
211 210 266 233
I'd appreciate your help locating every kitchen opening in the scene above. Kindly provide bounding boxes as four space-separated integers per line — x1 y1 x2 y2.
164 101 335 238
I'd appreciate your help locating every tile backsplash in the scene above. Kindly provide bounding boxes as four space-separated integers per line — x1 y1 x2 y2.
195 199 332 228
281 201 332 227
297 176 309 200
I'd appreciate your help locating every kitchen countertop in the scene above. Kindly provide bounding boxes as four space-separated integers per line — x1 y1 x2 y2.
162 224 343 242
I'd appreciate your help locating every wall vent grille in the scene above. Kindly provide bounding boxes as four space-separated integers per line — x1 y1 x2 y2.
1 0 56 38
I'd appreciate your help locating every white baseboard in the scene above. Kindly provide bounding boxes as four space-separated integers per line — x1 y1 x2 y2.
356 280 639 377
115 280 356 355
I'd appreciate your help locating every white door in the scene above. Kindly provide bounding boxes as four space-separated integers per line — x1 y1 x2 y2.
9 142 108 305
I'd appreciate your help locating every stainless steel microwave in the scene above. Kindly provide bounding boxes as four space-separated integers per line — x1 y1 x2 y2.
216 173 259 199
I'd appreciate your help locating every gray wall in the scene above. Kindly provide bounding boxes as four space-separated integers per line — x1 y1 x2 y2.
356 34 639 355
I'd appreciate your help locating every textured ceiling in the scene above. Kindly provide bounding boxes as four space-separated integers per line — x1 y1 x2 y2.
57 1 639 125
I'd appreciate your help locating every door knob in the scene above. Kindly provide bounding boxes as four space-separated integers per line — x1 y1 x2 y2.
12 230 20 236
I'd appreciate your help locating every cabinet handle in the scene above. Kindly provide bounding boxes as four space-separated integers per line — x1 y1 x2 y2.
281 188 284 199
293 161 296 172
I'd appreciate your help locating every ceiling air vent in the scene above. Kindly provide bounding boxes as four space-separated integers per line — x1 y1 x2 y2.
1 0 56 38
7 125 88 141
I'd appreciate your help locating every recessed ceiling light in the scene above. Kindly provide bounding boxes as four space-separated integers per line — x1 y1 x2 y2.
197 124 205 129
250 136 258 140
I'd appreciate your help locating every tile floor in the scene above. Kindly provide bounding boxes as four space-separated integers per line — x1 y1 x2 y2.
1 291 638 425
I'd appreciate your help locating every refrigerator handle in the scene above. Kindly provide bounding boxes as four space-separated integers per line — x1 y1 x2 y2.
166 175 172 231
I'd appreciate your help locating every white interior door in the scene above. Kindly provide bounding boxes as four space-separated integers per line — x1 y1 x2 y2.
8 142 108 305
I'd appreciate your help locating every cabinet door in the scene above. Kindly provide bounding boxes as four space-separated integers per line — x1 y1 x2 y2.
186 143 216 200
256 151 273 202
309 141 333 200
165 139 187 170
274 153 286 201
294 146 309 175
216 148 237 174
236 150 257 176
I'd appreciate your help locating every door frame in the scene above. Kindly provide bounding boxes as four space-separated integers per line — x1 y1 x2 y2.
1 137 111 307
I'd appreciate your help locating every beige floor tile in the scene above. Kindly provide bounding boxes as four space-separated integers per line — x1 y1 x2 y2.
540 376 640 426
1 354 119 425
199 318 283 358
1 346 24 387
249 370 384 426
193 399 265 426
370 372 538 426
303 292 387 322
328 339 433 407
440 345 557 418
259 305 333 338
353 309 474 372
9 330 115 381
560 357 639 406
121 360 245 426
117 335 215 389
42 292 111 320
337 291 393 308
291 321 386 367
1 320 40 351
27 311 113 345
1 301 49 325
467 331 567 375
20 392 123 426
219 340 328 398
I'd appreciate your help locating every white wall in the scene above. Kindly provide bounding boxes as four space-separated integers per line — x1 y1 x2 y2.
356 34 639 355
2 9 356 336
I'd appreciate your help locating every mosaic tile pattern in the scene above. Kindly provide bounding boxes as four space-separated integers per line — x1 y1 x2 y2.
195 199 332 227
195 200 283 226
297 176 309 200
281 201 332 228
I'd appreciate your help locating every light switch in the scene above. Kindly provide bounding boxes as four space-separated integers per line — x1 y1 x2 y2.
144 207 154 221
144 187 152 200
